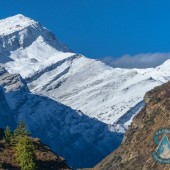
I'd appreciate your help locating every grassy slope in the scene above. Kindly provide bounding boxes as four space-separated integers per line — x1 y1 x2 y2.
0 129 71 170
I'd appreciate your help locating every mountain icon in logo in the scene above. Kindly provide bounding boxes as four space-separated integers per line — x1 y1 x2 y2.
152 128 170 164
157 134 170 159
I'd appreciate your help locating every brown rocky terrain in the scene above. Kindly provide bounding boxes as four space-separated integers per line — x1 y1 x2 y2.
91 81 170 170
0 129 71 170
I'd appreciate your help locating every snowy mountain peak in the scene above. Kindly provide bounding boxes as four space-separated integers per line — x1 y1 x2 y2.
0 14 71 61
0 14 37 36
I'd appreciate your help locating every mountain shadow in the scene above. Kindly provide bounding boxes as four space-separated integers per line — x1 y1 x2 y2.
0 66 123 168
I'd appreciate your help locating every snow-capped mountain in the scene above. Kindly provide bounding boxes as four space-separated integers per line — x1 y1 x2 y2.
1 15 169 126
1 14 170 167
0 66 122 168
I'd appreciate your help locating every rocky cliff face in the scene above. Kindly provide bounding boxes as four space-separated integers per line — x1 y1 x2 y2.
0 66 28 129
93 81 170 170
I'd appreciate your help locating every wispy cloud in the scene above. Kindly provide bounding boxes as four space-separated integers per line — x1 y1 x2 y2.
101 53 170 68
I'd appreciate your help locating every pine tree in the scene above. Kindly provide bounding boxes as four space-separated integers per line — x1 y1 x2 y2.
4 126 12 145
15 136 37 170
14 121 30 137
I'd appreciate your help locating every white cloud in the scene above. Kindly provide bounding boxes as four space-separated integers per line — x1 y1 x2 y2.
101 53 170 68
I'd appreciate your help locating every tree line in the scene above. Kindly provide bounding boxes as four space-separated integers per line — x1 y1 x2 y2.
3 121 37 170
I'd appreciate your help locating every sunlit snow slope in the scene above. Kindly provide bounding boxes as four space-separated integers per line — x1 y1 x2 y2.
0 15 170 128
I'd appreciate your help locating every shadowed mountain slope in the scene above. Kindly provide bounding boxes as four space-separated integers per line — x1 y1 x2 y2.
0 66 123 168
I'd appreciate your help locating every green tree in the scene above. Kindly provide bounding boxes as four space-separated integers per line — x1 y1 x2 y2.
4 126 12 145
14 121 30 137
15 136 37 170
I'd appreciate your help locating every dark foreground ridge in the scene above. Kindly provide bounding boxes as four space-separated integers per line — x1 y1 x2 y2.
0 129 71 170
90 81 170 170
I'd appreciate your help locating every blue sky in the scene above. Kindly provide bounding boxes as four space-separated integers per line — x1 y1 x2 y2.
1 0 170 67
